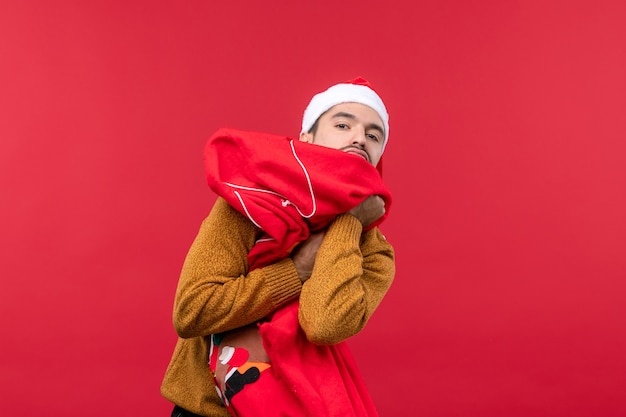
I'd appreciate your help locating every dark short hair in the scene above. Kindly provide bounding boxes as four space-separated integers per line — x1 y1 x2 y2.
308 119 320 135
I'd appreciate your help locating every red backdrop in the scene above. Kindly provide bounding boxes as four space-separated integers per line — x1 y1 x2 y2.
1 1 625 416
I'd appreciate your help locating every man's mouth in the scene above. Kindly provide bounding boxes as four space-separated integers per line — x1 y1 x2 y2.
343 147 369 162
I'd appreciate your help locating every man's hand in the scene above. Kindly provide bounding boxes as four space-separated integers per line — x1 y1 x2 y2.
348 195 386 228
291 232 325 284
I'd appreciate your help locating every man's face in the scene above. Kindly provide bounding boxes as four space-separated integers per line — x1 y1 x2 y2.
299 102 385 166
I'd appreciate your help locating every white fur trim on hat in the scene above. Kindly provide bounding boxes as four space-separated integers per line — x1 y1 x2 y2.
301 82 390 151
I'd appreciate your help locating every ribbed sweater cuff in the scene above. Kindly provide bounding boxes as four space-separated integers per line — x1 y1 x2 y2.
263 257 302 307
331 213 364 240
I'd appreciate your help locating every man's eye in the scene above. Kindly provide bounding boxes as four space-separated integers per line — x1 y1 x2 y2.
367 133 380 142
336 123 349 129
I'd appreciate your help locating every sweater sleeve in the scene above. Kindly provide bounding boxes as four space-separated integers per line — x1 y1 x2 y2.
297 213 396 345
173 198 303 338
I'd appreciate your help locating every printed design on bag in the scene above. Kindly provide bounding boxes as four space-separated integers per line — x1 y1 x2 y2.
219 345 271 402
209 331 272 407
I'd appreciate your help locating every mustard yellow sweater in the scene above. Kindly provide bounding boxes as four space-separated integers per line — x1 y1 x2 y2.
161 198 395 416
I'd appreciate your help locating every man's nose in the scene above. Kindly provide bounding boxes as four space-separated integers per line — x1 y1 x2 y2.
351 127 367 146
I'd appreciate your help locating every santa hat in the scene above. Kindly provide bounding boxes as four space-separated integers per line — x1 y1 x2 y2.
301 76 390 152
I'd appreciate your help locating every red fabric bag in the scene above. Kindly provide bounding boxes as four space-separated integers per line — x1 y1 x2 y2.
203 128 391 269
204 128 390 417
208 301 379 417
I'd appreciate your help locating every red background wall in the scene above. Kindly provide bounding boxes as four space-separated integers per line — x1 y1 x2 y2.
1 1 625 416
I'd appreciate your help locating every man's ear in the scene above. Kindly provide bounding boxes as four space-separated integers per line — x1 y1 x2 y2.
299 131 313 143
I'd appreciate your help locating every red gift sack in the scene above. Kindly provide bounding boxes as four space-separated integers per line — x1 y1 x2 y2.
204 128 389 416
209 301 379 417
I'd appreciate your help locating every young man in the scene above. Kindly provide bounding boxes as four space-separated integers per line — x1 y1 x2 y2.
161 77 395 417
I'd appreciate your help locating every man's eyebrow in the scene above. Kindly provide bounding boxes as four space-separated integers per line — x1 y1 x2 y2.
331 112 385 136
331 111 356 120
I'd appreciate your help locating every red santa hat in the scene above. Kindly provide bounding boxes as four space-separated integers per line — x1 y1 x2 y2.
301 76 390 152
